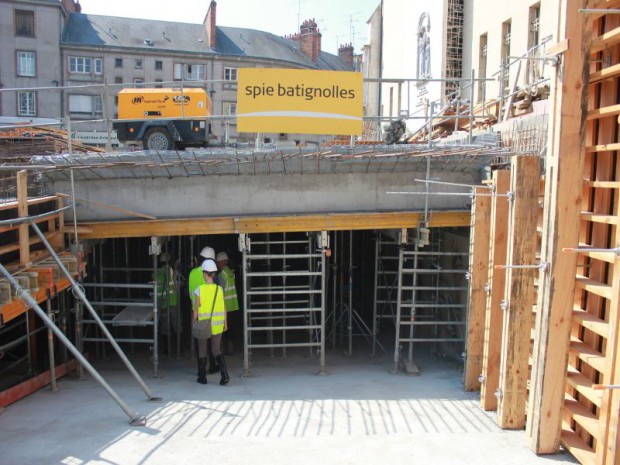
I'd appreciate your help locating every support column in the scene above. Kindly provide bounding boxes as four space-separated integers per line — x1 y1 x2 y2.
17 170 30 265
464 186 491 391
526 0 590 454
497 155 540 428
480 170 510 410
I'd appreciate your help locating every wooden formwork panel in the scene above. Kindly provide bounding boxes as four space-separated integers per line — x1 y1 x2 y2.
559 9 620 465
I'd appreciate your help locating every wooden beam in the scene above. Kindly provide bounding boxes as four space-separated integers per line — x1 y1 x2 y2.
68 211 472 239
497 155 540 429
16 170 29 265
464 187 492 391
527 0 590 454
480 170 510 411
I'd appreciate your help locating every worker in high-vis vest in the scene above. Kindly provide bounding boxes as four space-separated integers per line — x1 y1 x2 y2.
193 259 229 385
216 251 239 355
156 253 179 335
188 246 220 374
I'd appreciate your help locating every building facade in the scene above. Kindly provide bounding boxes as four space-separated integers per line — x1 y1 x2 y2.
0 0 80 123
363 0 465 136
1 1 354 145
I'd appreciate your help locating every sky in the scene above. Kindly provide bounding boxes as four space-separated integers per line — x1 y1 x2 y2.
77 0 380 55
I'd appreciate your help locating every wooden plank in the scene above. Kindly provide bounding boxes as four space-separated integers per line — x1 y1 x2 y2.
566 368 603 408
569 339 607 373
526 0 590 454
585 143 620 153
0 359 77 408
0 196 58 212
585 180 620 188
0 231 63 256
591 25 620 54
573 306 609 337
565 394 601 440
55 192 157 220
480 170 510 411
589 62 620 84
561 428 596 465
575 275 613 299
69 211 472 239
16 171 29 266
586 103 620 120
580 212 618 224
464 187 492 391
497 156 539 429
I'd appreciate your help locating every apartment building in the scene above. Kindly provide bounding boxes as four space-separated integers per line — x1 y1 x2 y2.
0 0 80 123
462 0 556 105
364 0 465 135
1 1 354 144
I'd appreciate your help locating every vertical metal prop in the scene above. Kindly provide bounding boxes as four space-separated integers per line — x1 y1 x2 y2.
46 290 58 392
348 230 353 356
29 222 160 400
393 235 404 372
0 263 146 426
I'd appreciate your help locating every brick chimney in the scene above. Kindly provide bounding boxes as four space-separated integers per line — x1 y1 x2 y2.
204 1 217 48
287 19 322 62
62 0 81 13
338 43 354 68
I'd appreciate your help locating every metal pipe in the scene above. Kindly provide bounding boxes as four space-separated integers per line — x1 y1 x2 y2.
393 236 404 372
0 263 146 425
29 222 160 401
347 230 353 356
319 231 326 374
46 290 59 392
372 236 379 357
242 235 250 375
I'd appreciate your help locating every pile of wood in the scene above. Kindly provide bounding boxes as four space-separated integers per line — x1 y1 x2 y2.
406 100 500 144
0 126 104 158
324 135 383 146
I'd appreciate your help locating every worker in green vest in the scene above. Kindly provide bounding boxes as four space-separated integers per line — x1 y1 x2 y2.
216 251 239 355
156 252 179 335
193 259 229 385
188 246 219 373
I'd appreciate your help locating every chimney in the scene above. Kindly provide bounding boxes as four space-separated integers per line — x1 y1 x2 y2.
204 1 217 48
338 43 355 68
297 18 322 62
62 0 81 13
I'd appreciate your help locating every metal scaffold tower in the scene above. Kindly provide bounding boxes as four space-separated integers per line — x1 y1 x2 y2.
372 233 400 356
240 231 327 375
392 228 469 374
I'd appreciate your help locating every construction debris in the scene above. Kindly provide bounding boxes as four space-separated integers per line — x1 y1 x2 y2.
0 127 104 158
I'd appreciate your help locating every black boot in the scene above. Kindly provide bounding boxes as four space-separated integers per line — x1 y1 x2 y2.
216 354 229 385
197 357 207 384
208 339 220 374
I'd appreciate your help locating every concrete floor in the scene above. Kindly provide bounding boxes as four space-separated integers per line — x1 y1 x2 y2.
0 347 578 465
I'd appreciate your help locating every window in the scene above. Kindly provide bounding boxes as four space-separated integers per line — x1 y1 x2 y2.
115 77 123 84
115 58 123 68
155 79 163 88
173 63 206 81
155 60 163 71
135 59 143 69
223 102 237 116
528 3 541 50
94 96 103 114
501 20 512 92
17 51 36 77
417 12 431 80
69 56 103 75
15 10 34 37
133 78 144 88
69 94 93 114
18 91 36 116
224 67 237 81
478 34 487 103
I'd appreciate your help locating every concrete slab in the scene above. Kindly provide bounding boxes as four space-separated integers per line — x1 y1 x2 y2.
0 349 578 465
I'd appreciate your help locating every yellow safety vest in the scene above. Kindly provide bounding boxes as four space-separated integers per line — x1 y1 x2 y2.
219 266 239 312
197 283 226 335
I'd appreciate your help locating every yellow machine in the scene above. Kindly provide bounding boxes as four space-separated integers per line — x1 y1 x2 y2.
113 88 212 150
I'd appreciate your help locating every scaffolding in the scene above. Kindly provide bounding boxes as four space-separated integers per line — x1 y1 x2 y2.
444 0 464 98
392 229 469 373
241 232 327 375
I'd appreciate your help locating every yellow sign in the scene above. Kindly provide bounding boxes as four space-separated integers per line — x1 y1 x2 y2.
237 68 363 135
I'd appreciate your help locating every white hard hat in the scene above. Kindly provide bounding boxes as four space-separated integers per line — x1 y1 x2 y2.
201 259 218 273
200 246 215 259
216 251 229 261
